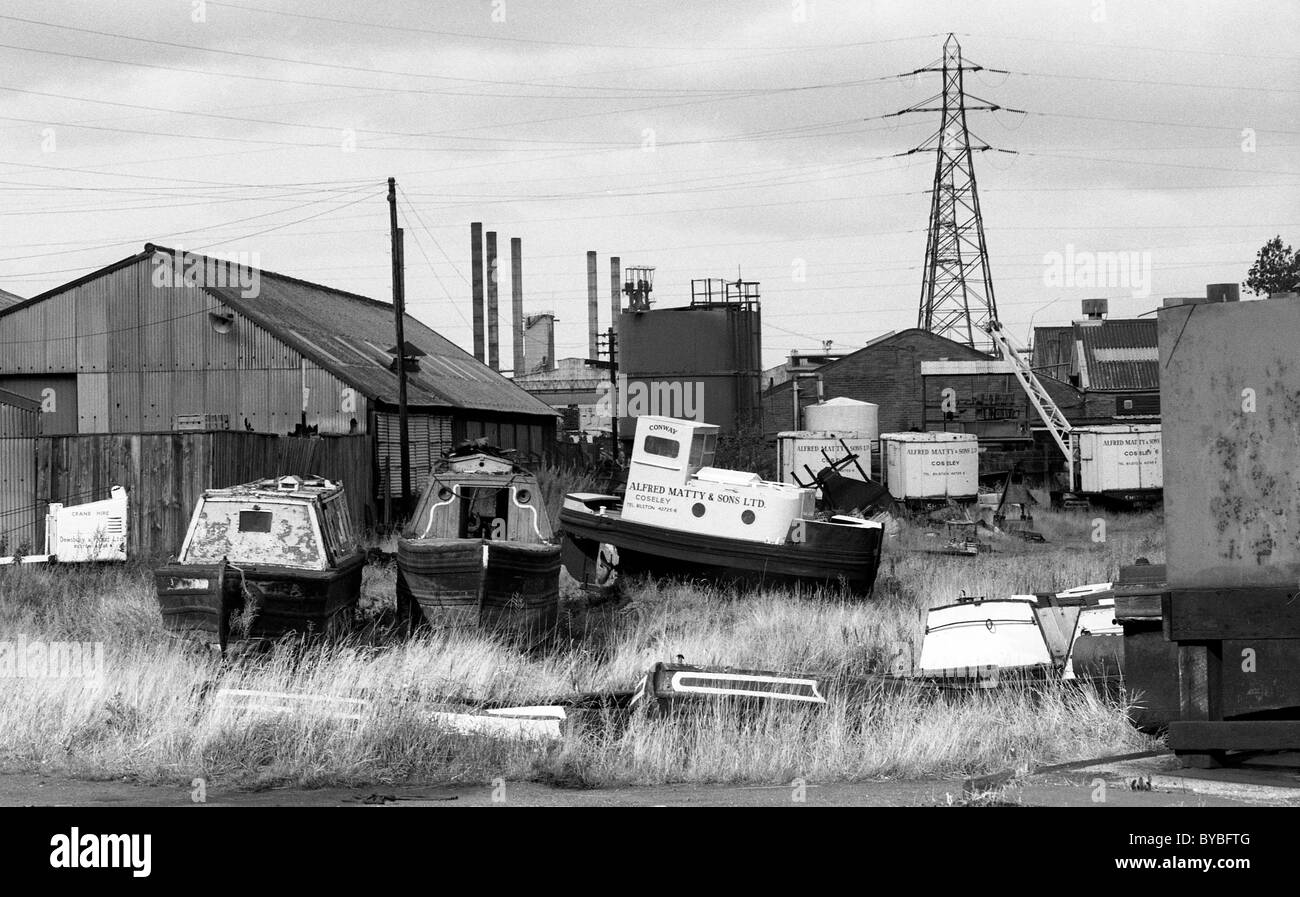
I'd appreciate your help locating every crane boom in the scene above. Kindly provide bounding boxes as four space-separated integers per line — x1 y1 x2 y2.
986 322 1074 487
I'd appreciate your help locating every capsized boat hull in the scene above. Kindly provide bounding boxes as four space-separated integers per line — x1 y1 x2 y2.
155 554 364 644
559 502 883 594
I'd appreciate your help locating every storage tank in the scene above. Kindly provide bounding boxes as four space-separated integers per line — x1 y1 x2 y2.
880 432 978 500
803 397 878 443
1071 424 1162 495
776 431 875 485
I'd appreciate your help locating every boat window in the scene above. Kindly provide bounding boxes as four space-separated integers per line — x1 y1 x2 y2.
184 500 323 568
689 433 717 469
320 496 357 558
238 510 272 533
642 435 681 459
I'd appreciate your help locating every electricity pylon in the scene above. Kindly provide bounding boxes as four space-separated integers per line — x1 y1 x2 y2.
894 34 1020 355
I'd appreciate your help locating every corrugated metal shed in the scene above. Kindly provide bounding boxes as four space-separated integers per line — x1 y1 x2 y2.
1 245 555 421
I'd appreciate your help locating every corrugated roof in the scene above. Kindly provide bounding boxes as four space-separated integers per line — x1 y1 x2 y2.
1032 319 1158 390
0 287 23 310
1073 318 1158 390
7 245 556 419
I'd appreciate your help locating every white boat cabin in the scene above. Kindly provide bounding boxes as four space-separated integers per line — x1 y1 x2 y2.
178 475 359 571
622 415 815 545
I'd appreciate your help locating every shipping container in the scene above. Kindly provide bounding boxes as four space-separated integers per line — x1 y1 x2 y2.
1071 424 1162 494
776 431 874 484
880 432 978 500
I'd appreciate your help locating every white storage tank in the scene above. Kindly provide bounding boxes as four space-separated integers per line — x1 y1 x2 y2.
881 432 979 500
804 397 878 443
776 431 875 485
1072 424 1162 494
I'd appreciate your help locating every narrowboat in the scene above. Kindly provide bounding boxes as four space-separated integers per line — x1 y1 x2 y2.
559 415 884 595
155 476 365 648
396 445 560 635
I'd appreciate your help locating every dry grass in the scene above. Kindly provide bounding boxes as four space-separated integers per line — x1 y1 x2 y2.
0 504 1162 790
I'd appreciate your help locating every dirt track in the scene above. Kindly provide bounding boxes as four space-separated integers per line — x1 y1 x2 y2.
4 757 1298 807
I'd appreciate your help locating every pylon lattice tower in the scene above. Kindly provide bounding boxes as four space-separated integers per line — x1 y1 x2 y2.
899 34 1016 355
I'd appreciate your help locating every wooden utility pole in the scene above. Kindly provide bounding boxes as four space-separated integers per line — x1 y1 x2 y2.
387 177 411 509
605 326 619 464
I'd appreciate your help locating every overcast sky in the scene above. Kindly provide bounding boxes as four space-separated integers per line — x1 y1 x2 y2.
1 0 1296 367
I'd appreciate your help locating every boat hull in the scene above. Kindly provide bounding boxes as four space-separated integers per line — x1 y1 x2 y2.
155 554 364 645
559 505 882 594
397 538 561 637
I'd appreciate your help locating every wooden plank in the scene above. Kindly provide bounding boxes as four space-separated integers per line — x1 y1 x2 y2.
1168 720 1300 752
1114 594 1162 621
1165 587 1300 640
1177 645 1211 721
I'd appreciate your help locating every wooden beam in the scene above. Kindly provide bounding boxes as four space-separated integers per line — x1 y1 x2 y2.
1168 721 1300 752
1164 588 1300 640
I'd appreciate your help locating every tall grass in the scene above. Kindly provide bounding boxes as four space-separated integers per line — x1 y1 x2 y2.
0 506 1162 789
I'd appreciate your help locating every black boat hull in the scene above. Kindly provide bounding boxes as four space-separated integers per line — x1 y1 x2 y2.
156 554 364 646
559 506 882 595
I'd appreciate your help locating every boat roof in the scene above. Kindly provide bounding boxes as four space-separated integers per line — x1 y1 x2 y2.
201 475 345 502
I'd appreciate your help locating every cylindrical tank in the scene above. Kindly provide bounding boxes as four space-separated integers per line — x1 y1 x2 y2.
804 397 879 444
880 432 979 500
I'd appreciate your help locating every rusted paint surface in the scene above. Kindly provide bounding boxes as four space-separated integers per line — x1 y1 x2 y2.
183 498 324 569
1158 298 1300 590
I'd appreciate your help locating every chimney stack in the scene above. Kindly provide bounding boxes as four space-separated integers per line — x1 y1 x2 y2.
1206 283 1240 303
470 222 485 362
486 230 499 371
1081 298 1108 320
610 256 621 328
511 237 524 376
587 251 599 360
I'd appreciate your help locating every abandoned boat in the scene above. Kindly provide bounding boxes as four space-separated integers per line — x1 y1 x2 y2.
155 476 365 648
396 445 560 635
560 415 884 594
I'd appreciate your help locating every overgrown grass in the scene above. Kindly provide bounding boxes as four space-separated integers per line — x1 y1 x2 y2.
0 505 1161 789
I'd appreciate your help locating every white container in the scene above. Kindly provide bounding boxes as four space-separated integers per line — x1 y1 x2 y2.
776 431 874 485
880 432 978 500
1071 425 1162 493
804 397 878 442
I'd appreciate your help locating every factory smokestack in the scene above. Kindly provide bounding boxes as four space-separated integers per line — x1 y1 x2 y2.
610 256 621 327
511 237 524 376
471 222 485 362
486 230 499 371
587 251 599 361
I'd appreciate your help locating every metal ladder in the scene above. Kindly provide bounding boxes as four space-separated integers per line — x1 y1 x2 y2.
985 322 1074 488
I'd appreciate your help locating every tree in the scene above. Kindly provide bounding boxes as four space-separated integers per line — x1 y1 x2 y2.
1244 236 1300 296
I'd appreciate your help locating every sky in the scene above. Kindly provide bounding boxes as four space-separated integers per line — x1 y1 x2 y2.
0 0 1297 368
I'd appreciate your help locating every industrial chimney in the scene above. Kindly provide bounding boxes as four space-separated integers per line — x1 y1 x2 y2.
486 230 499 371
587 251 599 360
511 237 524 376
610 256 621 326
470 222 485 362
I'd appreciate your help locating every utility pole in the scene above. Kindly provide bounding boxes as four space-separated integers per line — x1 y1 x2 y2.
893 34 1021 355
600 326 619 464
387 177 411 510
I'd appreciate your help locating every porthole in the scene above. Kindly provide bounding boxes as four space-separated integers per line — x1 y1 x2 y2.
516 488 531 504
691 502 706 518
741 510 756 525
437 487 454 501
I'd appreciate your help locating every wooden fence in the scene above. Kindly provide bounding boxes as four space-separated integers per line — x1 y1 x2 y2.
32 432 373 559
